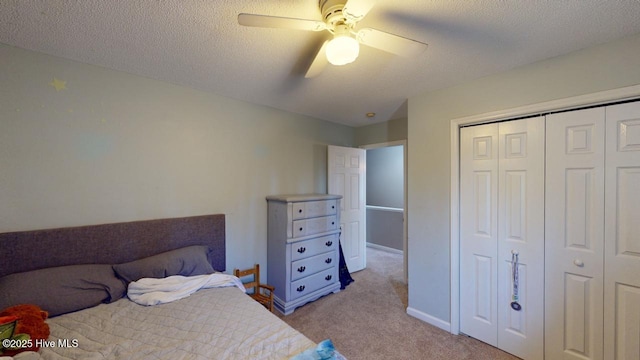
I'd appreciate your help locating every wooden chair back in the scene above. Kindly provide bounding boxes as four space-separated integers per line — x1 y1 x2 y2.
234 264 261 294
234 264 275 312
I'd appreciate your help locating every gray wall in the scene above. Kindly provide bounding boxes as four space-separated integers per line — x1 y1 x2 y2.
407 33 640 323
366 207 403 251
366 145 404 208
355 117 407 146
0 44 355 277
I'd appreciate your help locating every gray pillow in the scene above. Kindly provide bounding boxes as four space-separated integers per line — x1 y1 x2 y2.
112 245 215 283
0 264 126 317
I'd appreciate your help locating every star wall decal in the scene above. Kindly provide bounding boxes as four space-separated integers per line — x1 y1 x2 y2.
49 78 67 91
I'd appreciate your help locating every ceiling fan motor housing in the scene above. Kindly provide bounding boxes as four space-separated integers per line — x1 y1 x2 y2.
319 0 349 29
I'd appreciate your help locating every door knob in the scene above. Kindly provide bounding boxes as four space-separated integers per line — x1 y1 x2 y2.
573 259 584 267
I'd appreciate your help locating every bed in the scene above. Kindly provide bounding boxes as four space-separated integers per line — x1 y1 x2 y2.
0 215 342 359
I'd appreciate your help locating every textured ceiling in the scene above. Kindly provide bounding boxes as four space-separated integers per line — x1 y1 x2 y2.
1 0 640 127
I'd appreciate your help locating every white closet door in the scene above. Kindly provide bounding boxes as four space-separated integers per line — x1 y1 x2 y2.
497 117 545 360
460 117 544 359
545 108 605 360
604 101 640 360
460 123 499 346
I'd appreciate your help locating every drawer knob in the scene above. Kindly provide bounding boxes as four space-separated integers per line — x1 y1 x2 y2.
325 275 332 281
299 227 303 232
325 258 332 264
325 241 333 247
297 247 306 253
296 285 306 292
332 205 335 209
298 209 303 213
331 221 335 225
297 266 306 273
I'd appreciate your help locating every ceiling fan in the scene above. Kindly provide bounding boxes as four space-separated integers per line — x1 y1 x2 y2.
238 0 428 78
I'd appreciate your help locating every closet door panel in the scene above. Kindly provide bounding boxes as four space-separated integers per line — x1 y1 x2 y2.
497 117 545 360
604 102 640 360
545 108 605 360
460 124 499 346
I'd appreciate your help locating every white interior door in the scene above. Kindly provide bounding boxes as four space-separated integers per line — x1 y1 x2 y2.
496 117 545 360
604 101 640 360
460 117 544 359
460 123 499 346
328 145 366 272
545 108 605 360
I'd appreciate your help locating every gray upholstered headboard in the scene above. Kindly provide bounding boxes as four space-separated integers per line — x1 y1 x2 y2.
0 214 225 278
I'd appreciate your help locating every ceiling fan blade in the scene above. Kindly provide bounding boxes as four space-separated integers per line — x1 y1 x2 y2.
357 28 427 57
238 13 327 31
343 0 377 23
305 41 329 78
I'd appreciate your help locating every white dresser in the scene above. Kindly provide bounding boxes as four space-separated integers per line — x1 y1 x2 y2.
266 194 342 315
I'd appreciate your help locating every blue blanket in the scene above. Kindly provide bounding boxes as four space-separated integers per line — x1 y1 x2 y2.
290 339 346 360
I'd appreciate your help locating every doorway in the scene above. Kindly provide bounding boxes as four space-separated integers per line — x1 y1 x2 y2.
361 140 407 282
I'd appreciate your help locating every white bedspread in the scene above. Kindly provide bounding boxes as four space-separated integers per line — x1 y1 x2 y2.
7 287 316 360
127 274 246 306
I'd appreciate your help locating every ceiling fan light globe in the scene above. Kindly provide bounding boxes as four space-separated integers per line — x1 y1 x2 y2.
326 35 359 66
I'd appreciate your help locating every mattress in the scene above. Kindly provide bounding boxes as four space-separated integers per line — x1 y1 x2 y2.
9 287 316 360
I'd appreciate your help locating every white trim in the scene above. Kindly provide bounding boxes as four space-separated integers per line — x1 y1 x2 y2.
449 84 640 336
407 307 451 332
366 242 404 255
449 119 461 335
366 205 404 213
360 140 405 150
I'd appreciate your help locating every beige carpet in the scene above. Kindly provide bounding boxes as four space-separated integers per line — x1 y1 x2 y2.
278 247 518 360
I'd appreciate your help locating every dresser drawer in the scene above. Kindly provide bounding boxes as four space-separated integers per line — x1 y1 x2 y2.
290 234 338 261
292 215 338 238
290 267 337 300
291 250 337 281
292 200 338 220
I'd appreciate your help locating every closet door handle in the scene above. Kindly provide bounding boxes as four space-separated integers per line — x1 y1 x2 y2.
297 266 306 273
296 285 306 292
325 258 332 264
297 247 306 253
573 259 584 267
325 241 333 247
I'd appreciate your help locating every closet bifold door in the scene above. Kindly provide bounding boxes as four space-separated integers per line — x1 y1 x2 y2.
460 117 544 360
604 101 640 360
460 123 499 346
496 117 545 360
545 108 605 360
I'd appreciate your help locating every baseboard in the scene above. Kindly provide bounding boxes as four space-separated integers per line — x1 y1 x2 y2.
366 242 403 255
406 307 451 333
